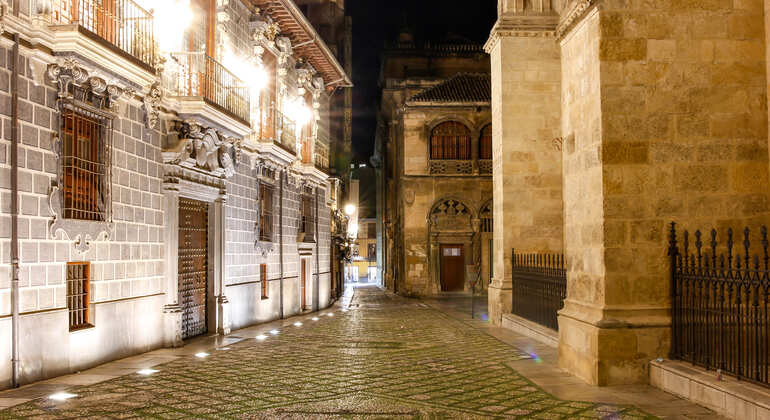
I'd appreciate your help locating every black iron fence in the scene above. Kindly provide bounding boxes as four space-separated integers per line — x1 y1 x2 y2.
511 249 567 331
669 222 770 387
52 0 155 68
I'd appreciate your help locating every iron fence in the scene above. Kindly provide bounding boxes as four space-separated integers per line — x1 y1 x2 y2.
172 52 250 124
51 0 155 68
511 249 566 331
669 222 770 387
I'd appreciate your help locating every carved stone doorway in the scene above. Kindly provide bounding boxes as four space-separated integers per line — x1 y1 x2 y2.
440 244 465 291
178 198 209 340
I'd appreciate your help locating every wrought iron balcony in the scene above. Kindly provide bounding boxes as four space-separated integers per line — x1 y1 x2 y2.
51 0 156 69
171 52 250 124
314 141 330 172
275 109 296 154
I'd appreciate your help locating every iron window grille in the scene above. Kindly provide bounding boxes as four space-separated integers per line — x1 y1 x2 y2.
259 183 274 242
60 103 112 222
300 194 315 242
67 262 92 330
430 121 471 160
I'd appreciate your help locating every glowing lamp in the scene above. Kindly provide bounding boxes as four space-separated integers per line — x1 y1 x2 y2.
344 204 356 216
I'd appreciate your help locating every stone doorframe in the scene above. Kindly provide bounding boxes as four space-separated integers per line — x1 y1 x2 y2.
427 197 480 294
430 232 475 293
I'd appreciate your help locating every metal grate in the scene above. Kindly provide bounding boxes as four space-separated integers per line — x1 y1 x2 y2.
51 0 155 68
480 202 493 233
260 264 268 299
61 107 110 221
259 183 274 242
511 250 566 331
67 262 91 330
300 195 315 242
178 198 209 340
669 223 770 388
430 121 471 160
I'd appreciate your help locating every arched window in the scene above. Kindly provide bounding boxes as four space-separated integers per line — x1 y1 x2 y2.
430 121 471 160
479 124 492 160
480 201 493 233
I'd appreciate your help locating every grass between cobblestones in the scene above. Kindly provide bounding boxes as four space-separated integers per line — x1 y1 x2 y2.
0 288 658 419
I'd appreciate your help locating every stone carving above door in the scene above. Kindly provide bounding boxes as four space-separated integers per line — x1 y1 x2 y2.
163 121 240 179
430 199 473 232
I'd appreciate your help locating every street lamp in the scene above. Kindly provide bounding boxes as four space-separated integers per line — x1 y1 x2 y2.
344 203 356 216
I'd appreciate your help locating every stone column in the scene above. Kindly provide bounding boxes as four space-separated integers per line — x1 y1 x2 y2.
162 184 183 347
558 1 770 385
212 194 231 335
485 11 564 325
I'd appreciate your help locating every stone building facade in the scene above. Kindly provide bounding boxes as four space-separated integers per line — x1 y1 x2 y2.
486 0 770 386
378 38 493 296
0 0 350 388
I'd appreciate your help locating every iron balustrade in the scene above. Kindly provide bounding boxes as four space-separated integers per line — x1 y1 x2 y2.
51 0 155 68
511 249 566 331
172 52 250 124
669 222 770 387
275 109 296 154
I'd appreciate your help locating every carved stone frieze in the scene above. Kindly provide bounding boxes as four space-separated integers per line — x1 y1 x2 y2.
163 121 240 179
251 14 280 44
47 57 137 114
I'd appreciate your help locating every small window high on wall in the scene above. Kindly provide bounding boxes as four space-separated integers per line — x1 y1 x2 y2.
67 262 92 331
430 121 471 160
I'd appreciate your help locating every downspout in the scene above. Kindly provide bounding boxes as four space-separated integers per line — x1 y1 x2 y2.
10 32 20 388
279 170 284 319
314 188 319 311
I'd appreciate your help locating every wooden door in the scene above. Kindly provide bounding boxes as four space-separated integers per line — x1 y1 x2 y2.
178 198 208 340
301 259 307 309
440 244 465 292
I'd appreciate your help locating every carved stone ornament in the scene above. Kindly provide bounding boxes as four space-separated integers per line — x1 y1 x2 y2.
251 14 280 43
163 121 240 179
47 58 134 113
430 199 473 232
275 36 292 56
143 82 162 129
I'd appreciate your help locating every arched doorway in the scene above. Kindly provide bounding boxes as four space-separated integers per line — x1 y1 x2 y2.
428 198 475 292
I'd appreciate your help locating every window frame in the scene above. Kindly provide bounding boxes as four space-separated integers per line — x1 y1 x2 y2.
299 193 315 242
260 264 268 299
67 262 93 331
430 121 472 160
258 183 274 242
479 123 492 160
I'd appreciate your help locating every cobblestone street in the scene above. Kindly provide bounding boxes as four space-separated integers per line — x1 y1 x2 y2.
0 287 691 419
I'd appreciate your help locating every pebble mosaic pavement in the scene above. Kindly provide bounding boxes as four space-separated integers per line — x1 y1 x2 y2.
0 288 657 419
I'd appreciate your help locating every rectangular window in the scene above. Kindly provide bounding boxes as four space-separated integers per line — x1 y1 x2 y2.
67 262 92 331
259 51 277 139
62 108 108 221
368 243 376 261
368 223 377 239
260 264 268 299
259 183 274 242
300 195 315 241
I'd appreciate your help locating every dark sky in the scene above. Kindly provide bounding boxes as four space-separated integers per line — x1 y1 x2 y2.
346 1 497 160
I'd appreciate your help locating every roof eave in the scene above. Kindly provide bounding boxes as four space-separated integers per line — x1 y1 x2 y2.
405 101 491 107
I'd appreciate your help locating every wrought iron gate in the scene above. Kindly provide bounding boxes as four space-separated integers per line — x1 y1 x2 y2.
178 198 208 340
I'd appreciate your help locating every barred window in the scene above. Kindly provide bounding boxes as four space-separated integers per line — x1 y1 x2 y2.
300 194 315 241
61 108 109 221
430 121 471 160
481 201 493 233
479 124 492 160
260 264 268 299
67 262 92 331
259 183 274 242
259 51 277 140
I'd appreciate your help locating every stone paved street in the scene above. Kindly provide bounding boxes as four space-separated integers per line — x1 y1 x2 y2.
0 287 672 419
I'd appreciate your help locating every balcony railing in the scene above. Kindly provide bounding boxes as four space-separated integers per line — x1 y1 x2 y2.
51 0 155 68
301 137 312 164
172 52 250 124
275 110 296 154
314 141 329 171
429 159 473 175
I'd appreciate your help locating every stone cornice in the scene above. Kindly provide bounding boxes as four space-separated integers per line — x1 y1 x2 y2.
556 0 600 41
483 15 558 53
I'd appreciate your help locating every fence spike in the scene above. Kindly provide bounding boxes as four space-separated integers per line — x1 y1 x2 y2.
720 254 725 270
695 230 703 268
710 229 718 269
744 227 751 270
728 228 734 269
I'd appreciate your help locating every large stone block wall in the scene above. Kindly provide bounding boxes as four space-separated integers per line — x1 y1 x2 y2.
558 0 770 385
0 48 165 387
487 33 563 325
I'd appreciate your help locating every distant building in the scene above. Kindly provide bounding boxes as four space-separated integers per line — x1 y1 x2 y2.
376 33 492 296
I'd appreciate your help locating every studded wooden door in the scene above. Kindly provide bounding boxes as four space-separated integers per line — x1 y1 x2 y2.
301 259 307 310
178 198 208 340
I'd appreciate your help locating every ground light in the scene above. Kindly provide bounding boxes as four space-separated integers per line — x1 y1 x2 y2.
137 369 159 376
216 347 231 351
256 334 268 340
194 352 209 358
269 329 279 335
312 317 319 321
49 392 77 401
327 313 334 317
293 322 302 327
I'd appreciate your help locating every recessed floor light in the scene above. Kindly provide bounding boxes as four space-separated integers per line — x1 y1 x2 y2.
216 347 230 351
269 329 279 335
194 352 209 358
312 317 319 321
49 392 77 401
256 334 268 340
137 369 159 376
327 313 334 317
293 322 303 327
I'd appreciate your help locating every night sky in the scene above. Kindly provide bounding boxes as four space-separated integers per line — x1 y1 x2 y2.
346 1 497 161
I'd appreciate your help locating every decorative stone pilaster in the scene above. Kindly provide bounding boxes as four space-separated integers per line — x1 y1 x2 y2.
161 185 183 347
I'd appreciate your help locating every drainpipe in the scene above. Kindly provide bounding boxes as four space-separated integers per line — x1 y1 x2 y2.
314 188 319 311
10 32 20 388
279 170 284 319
